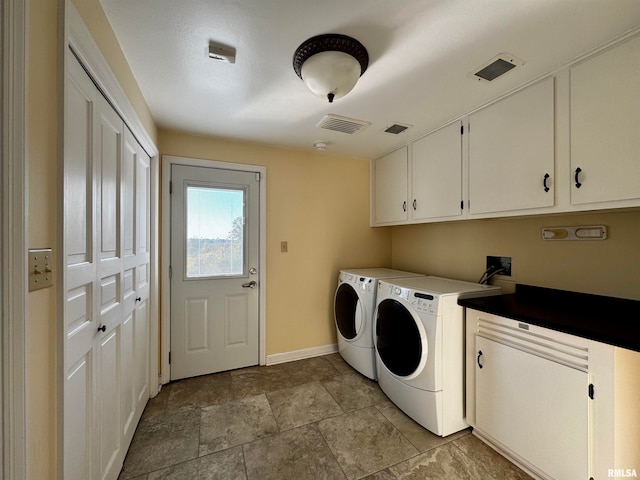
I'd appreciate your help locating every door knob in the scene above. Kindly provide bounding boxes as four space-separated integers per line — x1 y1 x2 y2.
242 281 257 289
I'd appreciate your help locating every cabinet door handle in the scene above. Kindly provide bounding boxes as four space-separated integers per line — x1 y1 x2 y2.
543 173 550 193
574 167 582 188
412 199 417 211
402 201 407 212
98 325 106 333
477 350 484 369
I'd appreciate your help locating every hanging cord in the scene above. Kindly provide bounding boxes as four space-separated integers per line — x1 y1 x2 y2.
478 266 507 285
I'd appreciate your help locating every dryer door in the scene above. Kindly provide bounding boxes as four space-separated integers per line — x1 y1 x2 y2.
375 299 425 377
334 283 364 340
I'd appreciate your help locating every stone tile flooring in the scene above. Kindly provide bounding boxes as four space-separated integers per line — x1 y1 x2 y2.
118 354 532 480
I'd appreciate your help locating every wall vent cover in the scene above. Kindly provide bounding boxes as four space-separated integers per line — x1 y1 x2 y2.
473 53 524 81
317 114 371 135
384 123 411 134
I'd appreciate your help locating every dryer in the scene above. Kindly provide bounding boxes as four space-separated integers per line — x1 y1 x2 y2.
374 276 500 436
334 268 423 380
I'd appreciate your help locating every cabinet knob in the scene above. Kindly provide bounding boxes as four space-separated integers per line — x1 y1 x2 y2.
135 297 141 303
97 325 106 333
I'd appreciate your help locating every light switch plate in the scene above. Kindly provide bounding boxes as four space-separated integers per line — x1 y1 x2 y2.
29 248 54 291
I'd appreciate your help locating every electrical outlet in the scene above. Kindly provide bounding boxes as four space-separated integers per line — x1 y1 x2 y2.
280 241 288 253
486 256 511 276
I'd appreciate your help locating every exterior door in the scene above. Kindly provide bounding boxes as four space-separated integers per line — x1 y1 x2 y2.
170 165 260 380
63 52 149 480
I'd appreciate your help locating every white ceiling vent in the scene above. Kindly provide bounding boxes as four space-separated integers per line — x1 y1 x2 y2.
317 114 371 135
473 53 524 81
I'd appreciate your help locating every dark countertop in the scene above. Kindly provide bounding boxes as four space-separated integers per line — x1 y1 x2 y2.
458 284 640 353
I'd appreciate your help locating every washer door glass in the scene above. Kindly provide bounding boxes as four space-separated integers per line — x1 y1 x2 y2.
334 283 362 340
376 298 422 377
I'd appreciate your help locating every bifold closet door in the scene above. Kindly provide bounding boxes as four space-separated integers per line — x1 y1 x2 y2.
63 52 150 480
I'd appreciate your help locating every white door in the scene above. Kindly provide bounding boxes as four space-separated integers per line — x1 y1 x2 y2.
468 77 555 215
570 35 640 205
411 121 463 220
170 165 260 380
373 146 408 224
475 336 589 480
64 52 150 480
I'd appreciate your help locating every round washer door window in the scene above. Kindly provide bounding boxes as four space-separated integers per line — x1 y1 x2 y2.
334 283 362 340
375 298 423 377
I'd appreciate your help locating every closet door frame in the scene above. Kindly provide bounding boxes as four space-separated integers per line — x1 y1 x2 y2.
2 0 28 479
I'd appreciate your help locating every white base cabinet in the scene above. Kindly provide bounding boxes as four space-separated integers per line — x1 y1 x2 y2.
466 309 640 480
475 335 589 480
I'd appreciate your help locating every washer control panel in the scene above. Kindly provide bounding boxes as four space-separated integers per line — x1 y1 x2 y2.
410 291 438 314
340 273 375 292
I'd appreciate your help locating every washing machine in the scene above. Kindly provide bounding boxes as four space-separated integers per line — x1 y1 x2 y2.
374 276 500 436
334 268 423 380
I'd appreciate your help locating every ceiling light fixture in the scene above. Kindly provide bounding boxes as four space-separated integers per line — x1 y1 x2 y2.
314 142 327 151
293 34 369 103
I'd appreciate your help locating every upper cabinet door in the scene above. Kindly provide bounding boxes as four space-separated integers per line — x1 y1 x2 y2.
570 36 640 205
411 121 463 220
373 146 408 224
468 77 555 215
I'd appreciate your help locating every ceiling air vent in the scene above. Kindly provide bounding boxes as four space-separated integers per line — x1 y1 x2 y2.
384 123 412 134
473 53 524 82
317 114 370 135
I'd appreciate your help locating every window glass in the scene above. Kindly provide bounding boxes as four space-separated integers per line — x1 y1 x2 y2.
186 185 245 278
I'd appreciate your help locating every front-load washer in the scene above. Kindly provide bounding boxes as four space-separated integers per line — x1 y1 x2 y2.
374 276 500 436
334 268 423 380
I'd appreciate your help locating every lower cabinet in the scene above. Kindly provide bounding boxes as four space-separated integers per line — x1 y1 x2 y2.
465 309 638 480
475 336 589 480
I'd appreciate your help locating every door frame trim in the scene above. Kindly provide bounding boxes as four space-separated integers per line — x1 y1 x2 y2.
161 155 267 384
2 0 28 478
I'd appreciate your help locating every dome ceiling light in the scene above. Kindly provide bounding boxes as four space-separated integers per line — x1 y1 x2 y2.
293 34 369 103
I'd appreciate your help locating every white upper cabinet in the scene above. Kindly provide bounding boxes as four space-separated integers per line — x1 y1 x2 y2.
411 121 463 221
468 77 555 215
373 146 408 224
570 35 640 205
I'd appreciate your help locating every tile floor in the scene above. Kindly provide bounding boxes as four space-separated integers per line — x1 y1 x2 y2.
118 354 532 480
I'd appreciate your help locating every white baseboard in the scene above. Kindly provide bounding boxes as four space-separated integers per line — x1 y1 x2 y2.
265 344 338 366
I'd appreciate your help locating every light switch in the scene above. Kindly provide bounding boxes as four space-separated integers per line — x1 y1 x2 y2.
29 248 54 291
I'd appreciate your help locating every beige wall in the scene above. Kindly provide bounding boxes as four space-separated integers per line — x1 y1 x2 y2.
391 210 640 300
159 130 392 354
26 0 157 477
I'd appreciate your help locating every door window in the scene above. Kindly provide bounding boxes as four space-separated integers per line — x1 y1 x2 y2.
185 185 245 278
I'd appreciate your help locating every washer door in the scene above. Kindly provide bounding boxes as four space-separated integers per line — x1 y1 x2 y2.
334 283 364 340
375 298 425 377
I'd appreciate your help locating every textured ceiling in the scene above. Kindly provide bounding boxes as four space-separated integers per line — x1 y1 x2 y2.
100 0 640 159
